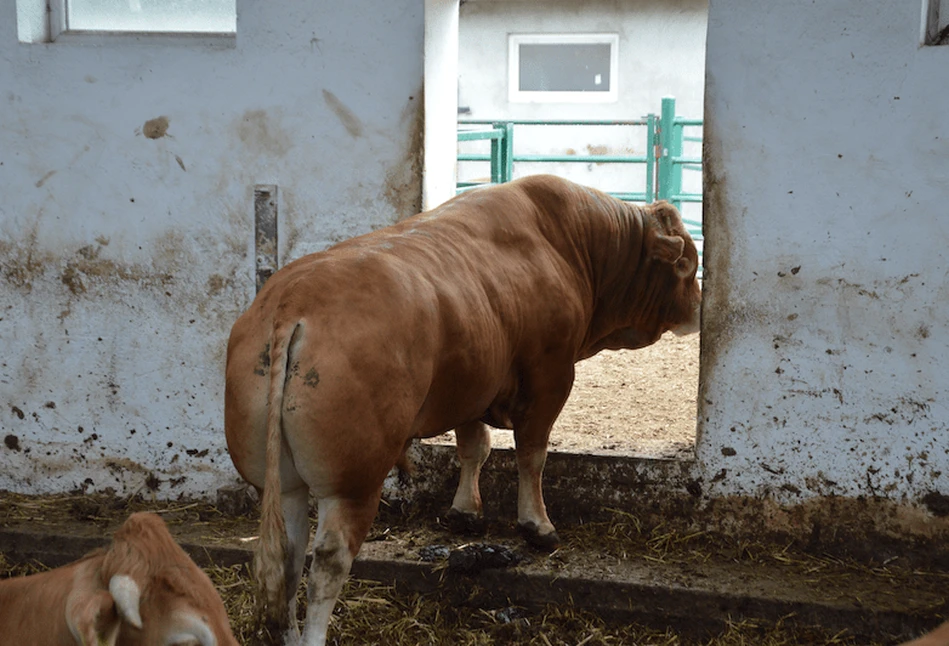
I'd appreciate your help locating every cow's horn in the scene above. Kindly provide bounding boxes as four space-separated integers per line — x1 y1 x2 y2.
109 574 144 629
164 610 217 646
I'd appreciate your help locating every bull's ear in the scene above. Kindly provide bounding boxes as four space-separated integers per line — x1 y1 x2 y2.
65 588 121 646
674 255 696 278
651 233 685 265
650 200 685 233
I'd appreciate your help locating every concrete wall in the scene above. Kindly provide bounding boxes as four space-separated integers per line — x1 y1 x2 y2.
0 0 424 498
4 0 948 529
699 0 949 504
457 0 707 222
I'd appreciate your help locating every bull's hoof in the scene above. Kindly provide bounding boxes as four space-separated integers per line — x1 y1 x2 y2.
517 522 561 552
445 508 487 536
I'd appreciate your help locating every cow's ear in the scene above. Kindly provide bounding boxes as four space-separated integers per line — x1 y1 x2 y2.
674 255 695 279
649 200 684 234
65 588 121 646
651 233 685 265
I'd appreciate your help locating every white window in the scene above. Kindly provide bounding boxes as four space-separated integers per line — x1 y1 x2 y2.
17 0 235 42
508 33 619 104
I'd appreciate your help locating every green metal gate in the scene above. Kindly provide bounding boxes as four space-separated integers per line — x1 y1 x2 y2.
456 97 702 269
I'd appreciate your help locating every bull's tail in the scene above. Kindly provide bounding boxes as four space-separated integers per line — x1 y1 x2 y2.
253 319 300 627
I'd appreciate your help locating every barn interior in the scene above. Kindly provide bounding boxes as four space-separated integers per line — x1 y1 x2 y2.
2 0 949 644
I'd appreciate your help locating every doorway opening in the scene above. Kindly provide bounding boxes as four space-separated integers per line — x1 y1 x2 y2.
423 0 707 460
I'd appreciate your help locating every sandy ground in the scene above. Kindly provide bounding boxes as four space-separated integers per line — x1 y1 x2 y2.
423 332 700 459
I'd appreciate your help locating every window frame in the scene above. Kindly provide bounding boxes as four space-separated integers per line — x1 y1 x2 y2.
507 33 620 104
42 0 236 42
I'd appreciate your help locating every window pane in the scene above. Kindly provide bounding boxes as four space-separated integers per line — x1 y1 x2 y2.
518 43 612 92
67 0 236 33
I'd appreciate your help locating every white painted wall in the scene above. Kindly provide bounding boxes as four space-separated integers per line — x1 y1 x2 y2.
0 0 424 498
5 0 945 515
699 0 949 502
457 0 707 224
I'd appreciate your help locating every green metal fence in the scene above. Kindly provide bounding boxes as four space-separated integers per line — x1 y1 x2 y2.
457 116 657 201
456 97 703 267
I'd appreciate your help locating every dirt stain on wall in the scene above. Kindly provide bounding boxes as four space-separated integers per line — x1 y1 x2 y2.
143 116 170 139
695 110 732 444
1 226 50 293
383 87 423 221
35 170 56 188
236 109 293 156
322 89 364 139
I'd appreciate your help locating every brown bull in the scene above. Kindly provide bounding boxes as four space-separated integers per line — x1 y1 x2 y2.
901 621 949 646
224 174 702 645
0 511 238 646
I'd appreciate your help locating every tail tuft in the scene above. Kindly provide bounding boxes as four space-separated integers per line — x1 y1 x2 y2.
253 499 290 623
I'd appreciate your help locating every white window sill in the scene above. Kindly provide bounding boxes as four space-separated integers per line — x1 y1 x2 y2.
47 30 236 48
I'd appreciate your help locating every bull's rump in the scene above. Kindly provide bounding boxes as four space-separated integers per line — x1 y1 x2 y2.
223 273 444 494
225 180 592 492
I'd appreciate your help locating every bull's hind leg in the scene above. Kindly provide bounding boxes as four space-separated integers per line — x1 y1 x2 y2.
280 486 311 641
447 420 491 535
300 492 380 646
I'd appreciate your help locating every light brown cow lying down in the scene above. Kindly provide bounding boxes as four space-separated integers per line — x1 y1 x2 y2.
902 621 949 645
0 511 238 646
224 174 702 645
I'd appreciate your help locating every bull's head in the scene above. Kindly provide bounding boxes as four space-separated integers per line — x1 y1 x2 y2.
582 199 701 357
646 200 702 337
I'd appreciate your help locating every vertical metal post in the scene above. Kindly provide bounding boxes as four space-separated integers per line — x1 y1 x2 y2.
254 185 278 293
658 97 676 205
671 121 684 211
645 113 656 203
501 121 514 183
490 126 502 185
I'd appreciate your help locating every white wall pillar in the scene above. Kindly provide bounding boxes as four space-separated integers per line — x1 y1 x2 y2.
423 0 459 212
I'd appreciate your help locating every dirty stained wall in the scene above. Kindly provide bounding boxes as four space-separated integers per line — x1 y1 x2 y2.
700 1 949 505
5 0 949 538
0 0 424 497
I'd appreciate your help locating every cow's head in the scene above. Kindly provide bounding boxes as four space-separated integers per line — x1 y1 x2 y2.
583 200 701 357
65 512 238 646
642 200 702 337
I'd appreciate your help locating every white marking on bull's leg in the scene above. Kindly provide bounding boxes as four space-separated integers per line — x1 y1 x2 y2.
300 532 350 646
509 365 573 550
300 494 379 646
450 420 491 516
281 486 310 640
514 445 556 538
